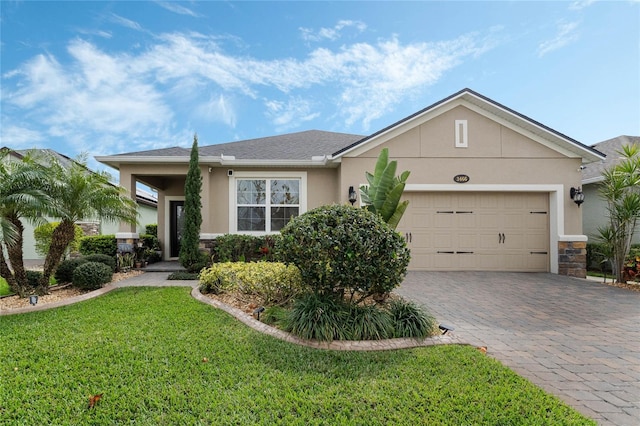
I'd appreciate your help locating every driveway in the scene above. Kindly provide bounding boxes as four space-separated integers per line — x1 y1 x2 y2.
396 272 640 426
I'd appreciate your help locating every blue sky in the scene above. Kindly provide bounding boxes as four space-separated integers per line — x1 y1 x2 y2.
1 1 639 173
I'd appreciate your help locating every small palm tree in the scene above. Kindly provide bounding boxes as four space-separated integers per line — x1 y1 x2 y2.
598 143 640 283
36 155 138 294
0 149 50 297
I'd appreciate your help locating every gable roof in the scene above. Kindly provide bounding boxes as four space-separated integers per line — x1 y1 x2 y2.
582 135 639 184
332 88 605 163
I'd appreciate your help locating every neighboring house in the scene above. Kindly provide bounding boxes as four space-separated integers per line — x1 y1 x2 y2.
96 89 605 277
581 135 640 245
3 148 158 260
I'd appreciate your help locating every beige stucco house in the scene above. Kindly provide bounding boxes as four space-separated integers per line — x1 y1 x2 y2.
96 89 605 277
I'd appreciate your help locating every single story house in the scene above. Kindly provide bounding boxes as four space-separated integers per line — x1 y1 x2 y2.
96 88 605 277
581 135 640 245
2 148 158 260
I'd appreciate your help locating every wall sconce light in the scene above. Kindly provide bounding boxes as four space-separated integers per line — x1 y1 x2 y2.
29 295 39 306
348 186 357 205
570 187 585 207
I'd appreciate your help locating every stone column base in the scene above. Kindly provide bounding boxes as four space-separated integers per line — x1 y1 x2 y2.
558 241 586 278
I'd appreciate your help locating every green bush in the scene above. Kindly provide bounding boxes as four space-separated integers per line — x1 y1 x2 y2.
83 254 117 272
79 235 117 257
186 251 211 273
55 258 89 283
386 298 436 338
199 261 304 305
277 204 410 301
168 272 199 280
34 222 84 257
72 262 113 290
25 270 43 289
145 224 158 237
284 293 350 341
139 233 160 250
345 304 394 341
211 234 281 262
261 306 289 327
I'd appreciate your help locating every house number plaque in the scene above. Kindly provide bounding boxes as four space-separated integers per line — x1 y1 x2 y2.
453 174 470 183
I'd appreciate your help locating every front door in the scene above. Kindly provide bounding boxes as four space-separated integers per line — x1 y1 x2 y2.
169 200 185 258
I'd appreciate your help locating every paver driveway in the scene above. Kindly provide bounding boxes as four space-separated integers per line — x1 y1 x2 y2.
396 272 640 426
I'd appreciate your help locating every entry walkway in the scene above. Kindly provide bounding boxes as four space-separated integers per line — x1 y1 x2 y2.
396 272 640 426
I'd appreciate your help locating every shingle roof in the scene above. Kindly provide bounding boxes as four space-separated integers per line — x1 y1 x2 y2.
582 135 639 182
110 130 364 160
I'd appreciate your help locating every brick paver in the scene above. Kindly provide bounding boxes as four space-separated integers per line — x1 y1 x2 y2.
396 272 640 426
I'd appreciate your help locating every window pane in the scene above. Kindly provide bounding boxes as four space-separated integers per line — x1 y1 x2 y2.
271 206 299 231
237 180 266 204
271 179 299 205
238 207 265 231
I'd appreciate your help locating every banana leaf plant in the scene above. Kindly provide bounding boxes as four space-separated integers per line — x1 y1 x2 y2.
360 148 410 230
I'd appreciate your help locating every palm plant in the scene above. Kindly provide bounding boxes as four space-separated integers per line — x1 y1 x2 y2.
360 148 410 230
0 149 51 297
597 143 640 283
36 155 138 294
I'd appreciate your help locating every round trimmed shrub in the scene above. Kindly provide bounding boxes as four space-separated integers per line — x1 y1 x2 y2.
26 270 43 289
277 204 410 299
72 261 113 290
83 254 117 272
54 258 89 284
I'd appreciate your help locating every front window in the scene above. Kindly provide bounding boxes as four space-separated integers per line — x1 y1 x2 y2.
237 178 300 232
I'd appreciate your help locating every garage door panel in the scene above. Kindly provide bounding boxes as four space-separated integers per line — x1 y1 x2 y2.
400 192 549 272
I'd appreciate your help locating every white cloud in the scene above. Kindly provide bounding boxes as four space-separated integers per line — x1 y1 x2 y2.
300 20 367 42
537 21 580 57
569 0 597 10
0 123 44 148
265 97 320 131
2 27 498 153
155 1 201 17
108 13 144 32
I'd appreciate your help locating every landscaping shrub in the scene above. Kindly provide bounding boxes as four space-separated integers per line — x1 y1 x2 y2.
83 254 117 272
139 233 160 250
386 298 436 338
199 261 304 305
284 293 350 341
55 258 89 283
168 271 199 280
145 224 158 237
211 234 280 262
25 270 43 289
186 251 211 273
277 204 410 302
345 304 394 341
261 305 289 327
34 222 84 257
72 261 113 290
79 235 117 257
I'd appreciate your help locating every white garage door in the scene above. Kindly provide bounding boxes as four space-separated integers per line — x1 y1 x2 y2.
397 192 549 272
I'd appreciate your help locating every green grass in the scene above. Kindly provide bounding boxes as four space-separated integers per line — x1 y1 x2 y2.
0 287 594 425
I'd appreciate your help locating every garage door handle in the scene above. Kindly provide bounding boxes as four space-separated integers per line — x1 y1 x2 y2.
498 233 505 244
409 232 412 243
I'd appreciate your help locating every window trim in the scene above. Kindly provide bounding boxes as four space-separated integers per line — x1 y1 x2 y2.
229 171 307 234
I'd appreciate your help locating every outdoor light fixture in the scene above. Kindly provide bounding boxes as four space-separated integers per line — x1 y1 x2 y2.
29 295 38 306
438 323 454 335
348 186 357 205
570 187 585 207
253 306 265 321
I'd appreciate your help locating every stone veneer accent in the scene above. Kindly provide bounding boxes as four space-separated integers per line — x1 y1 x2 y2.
558 241 587 278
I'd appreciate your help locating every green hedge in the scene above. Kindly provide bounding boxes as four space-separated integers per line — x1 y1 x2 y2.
79 235 117 257
199 261 305 305
211 234 280 262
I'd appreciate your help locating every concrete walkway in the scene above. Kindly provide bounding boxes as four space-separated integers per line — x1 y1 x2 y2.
396 272 640 426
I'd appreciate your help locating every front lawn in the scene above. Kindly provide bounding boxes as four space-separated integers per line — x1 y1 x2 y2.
0 287 594 425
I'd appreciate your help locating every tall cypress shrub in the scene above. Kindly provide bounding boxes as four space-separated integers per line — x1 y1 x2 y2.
179 134 203 271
